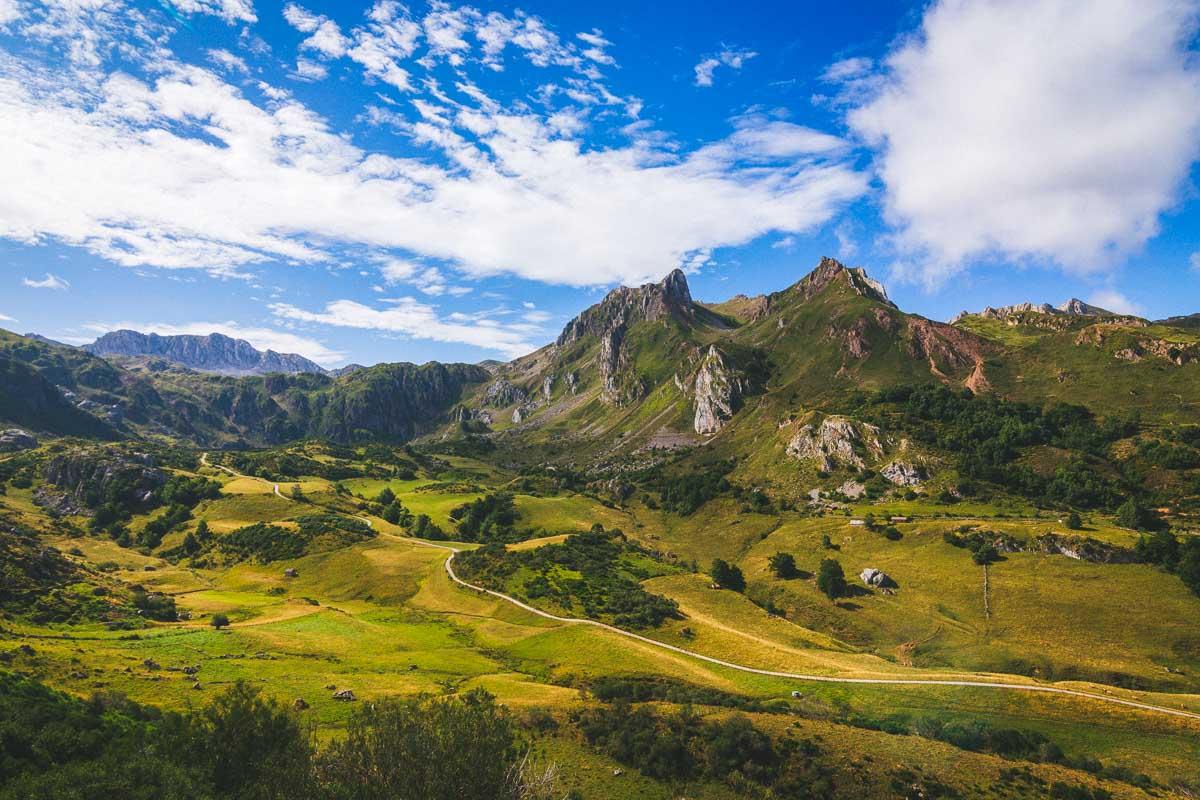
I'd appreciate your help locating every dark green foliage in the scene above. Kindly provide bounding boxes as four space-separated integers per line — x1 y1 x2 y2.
1136 530 1200 596
455 526 681 629
376 486 396 505
574 703 832 794
866 385 1135 509
972 544 999 565
1066 511 1083 530
816 559 846 600
317 689 525 800
216 515 374 564
710 558 746 592
211 613 230 629
1114 498 1159 531
768 552 798 579
160 475 222 507
1135 439 1200 469
132 589 177 622
642 459 735 515
448 492 533 543
586 676 764 710
410 513 445 540
138 504 192 549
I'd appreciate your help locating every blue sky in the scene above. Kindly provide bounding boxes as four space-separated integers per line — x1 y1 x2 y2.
0 0 1198 367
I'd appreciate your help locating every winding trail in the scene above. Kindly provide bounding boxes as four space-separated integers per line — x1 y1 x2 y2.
199 454 1200 723
200 452 285 499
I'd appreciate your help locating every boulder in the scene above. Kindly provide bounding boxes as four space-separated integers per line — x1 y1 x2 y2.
283 568 299 578
293 698 310 711
859 568 897 589
838 481 866 499
332 689 356 701
0 429 38 452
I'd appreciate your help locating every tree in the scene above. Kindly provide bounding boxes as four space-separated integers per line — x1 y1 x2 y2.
182 530 201 555
195 519 211 542
768 552 798 579
1065 511 1082 530
317 689 544 800
1115 497 1155 531
290 485 304 501
710 559 746 592
816 559 846 600
211 613 230 630
376 487 396 505
972 544 999 565
381 500 404 525
187 681 314 800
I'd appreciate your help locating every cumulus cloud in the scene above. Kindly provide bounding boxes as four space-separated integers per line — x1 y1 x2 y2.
23 273 69 290
207 48 248 73
164 0 256 24
0 0 21 27
82 320 345 365
0 311 16 322
270 298 536 358
843 0 1200 285
0 47 866 287
694 47 757 87
1087 289 1144 316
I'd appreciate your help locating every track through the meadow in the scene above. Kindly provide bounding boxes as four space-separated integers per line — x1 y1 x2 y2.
200 455 1200 722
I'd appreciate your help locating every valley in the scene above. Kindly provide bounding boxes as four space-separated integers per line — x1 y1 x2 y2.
3 259 1200 798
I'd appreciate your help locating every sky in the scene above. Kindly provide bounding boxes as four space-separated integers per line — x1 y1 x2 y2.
0 0 1199 368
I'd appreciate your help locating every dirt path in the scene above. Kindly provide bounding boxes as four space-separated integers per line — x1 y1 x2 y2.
393 534 1200 722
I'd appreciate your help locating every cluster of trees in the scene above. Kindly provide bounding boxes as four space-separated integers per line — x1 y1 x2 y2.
449 493 532 543
0 675 561 800
202 515 374 565
912 716 1150 790
455 525 681 630
638 459 736 515
865 385 1140 509
89 474 222 549
220 450 363 482
574 702 833 795
709 559 745 591
1135 530 1200 596
942 530 1004 565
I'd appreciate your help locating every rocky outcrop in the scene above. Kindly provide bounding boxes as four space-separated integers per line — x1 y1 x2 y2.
42 451 166 510
786 257 895 307
483 378 527 407
598 323 644 406
512 402 539 424
0 429 38 452
1034 534 1137 564
86 330 325 376
881 461 925 486
905 317 989 376
542 375 554 400
786 416 884 471
1075 325 1199 366
693 346 746 434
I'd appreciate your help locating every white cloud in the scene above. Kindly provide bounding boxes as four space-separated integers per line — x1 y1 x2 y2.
845 0 1200 285
0 52 866 287
772 235 795 250
292 58 329 81
207 48 248 73
283 4 349 58
0 0 21 27
0 312 15 322
164 0 256 24
694 47 757 87
83 320 345 365
270 298 535 358
23 273 69 290
834 220 858 258
1087 289 1144 316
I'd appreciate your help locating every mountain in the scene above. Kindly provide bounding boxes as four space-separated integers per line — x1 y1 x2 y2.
85 330 327 376
950 298 1120 325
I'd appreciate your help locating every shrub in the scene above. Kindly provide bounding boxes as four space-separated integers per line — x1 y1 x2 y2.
816 559 846 600
210 613 230 630
768 552 798 579
710 559 746 592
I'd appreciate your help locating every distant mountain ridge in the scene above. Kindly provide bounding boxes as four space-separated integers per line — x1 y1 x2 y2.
951 298 1119 324
85 330 326 376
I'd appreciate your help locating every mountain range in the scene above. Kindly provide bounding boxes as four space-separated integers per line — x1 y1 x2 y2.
2 257 1197 454
84 330 326 376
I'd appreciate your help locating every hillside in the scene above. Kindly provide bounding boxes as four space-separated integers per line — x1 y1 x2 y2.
3 259 1200 799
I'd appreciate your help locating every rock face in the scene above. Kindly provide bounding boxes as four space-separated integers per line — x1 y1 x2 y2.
786 416 884 472
332 689 356 701
859 568 897 589
0 429 38 452
693 346 745 434
790 257 894 307
86 330 325 376
42 451 166 510
483 378 527 407
881 461 925 486
512 402 539 424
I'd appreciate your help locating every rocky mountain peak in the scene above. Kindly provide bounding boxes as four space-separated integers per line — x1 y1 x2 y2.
952 298 1120 324
555 269 695 348
1057 298 1113 316
788 257 895 307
